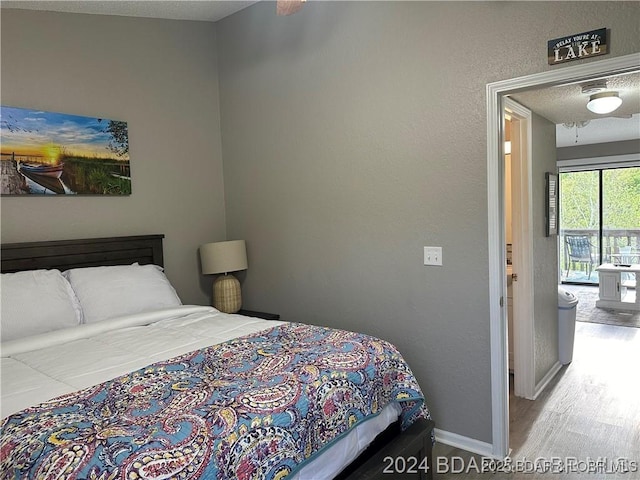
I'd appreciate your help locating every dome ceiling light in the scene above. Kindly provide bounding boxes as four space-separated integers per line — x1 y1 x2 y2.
586 91 623 114
581 80 623 115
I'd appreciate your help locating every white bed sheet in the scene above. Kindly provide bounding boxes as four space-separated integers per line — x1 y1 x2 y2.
1 305 400 479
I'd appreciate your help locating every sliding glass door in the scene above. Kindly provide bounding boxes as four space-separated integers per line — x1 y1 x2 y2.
560 166 640 285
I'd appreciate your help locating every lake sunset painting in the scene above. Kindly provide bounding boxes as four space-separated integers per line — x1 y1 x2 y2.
1 106 131 195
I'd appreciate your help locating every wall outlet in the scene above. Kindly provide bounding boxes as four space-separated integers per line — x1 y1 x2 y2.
424 246 443 266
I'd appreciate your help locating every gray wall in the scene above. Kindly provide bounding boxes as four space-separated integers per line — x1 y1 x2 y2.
531 112 560 384
0 10 225 305
2 1 639 446
557 139 640 161
216 1 640 443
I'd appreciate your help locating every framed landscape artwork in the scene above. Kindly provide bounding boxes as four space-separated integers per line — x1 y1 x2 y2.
0 106 131 195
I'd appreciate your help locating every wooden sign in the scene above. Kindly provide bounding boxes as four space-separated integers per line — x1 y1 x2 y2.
548 28 608 65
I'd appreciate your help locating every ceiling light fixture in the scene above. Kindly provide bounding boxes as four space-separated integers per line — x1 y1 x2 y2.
586 91 622 114
562 120 590 144
277 0 305 15
581 80 608 95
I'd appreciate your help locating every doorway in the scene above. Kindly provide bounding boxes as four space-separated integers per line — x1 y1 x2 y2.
503 98 535 400
486 53 640 458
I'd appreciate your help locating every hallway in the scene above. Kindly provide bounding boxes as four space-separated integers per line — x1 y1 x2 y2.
434 321 640 478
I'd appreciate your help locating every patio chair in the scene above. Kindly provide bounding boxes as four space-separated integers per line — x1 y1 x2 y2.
617 246 640 264
614 246 640 285
565 235 595 279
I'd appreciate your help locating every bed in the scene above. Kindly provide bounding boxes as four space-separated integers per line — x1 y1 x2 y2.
1 235 434 480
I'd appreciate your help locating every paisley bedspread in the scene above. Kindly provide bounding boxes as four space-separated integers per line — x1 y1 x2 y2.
1 322 429 480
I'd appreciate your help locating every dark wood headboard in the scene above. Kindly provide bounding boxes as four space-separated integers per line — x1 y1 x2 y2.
1 235 165 273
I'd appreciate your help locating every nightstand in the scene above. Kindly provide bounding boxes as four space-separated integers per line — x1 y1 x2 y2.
237 309 280 321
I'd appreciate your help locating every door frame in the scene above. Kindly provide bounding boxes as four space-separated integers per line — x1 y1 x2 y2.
486 53 640 458
504 98 536 400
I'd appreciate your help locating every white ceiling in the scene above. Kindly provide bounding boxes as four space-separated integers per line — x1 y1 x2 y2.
510 72 640 124
4 1 640 148
509 71 640 148
555 114 640 148
1 1 260 22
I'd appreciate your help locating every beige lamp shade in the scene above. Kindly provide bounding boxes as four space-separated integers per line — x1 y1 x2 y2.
200 240 248 275
199 240 248 314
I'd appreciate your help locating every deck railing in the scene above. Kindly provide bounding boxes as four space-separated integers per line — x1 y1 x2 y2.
560 229 640 281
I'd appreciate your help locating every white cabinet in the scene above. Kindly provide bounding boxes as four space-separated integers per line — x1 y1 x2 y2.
596 264 640 311
598 271 622 302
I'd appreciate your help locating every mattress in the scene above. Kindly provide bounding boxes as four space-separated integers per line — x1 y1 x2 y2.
1 306 423 479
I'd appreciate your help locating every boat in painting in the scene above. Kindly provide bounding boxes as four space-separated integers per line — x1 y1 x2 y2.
18 168 68 194
18 162 64 179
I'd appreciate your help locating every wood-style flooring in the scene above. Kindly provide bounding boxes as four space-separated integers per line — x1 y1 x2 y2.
433 322 640 479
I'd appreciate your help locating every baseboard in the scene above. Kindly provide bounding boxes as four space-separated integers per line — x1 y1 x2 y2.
533 361 563 399
434 428 498 459
434 363 563 461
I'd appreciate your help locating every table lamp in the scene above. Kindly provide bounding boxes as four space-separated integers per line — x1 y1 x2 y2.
199 240 248 313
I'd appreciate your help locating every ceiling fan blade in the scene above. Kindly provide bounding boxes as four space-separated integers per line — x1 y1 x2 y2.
277 0 304 16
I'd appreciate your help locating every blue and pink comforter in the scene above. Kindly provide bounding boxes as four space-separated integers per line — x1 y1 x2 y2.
1 322 429 480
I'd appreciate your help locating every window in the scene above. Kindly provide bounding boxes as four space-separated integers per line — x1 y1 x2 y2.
560 166 640 285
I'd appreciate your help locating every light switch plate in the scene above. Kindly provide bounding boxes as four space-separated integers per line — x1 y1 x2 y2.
424 246 443 266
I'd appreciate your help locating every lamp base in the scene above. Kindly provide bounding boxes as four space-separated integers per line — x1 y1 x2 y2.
213 274 242 313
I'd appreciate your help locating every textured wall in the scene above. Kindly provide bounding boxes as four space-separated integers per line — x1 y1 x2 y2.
217 1 640 443
2 0 638 447
0 10 225 305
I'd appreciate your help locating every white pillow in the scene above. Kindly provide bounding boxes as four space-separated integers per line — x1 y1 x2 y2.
63 263 182 324
1 269 83 342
